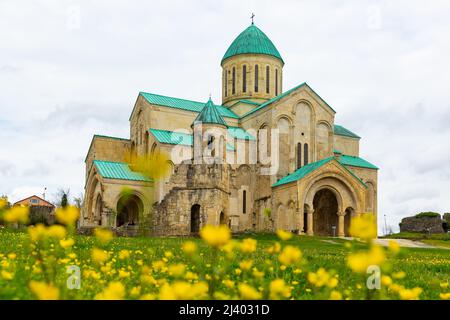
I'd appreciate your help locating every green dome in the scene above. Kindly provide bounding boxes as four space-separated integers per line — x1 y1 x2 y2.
193 98 227 126
222 24 284 65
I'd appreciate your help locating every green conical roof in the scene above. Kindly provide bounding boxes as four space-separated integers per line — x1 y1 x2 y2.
221 24 283 65
193 98 227 126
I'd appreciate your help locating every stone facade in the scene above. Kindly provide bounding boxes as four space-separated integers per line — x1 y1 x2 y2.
400 215 446 234
80 23 379 237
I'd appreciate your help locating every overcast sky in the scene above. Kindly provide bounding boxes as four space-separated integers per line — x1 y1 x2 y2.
1 0 450 234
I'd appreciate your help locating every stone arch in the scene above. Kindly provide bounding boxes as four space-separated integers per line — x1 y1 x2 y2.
277 116 291 176
219 211 226 225
287 200 296 232
276 203 288 231
312 188 339 236
190 204 201 234
303 203 310 234
150 142 158 158
94 194 103 225
316 121 332 160
85 171 102 223
116 193 144 227
365 181 375 213
258 123 271 161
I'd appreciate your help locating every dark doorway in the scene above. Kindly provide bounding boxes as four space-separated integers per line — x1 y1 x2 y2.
303 204 309 233
191 204 201 233
117 194 143 227
344 208 354 236
219 211 226 225
313 189 338 236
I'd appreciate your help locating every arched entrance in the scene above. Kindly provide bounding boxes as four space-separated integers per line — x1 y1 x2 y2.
190 204 201 234
303 204 309 233
116 194 143 227
313 189 338 236
344 207 354 237
94 194 103 226
219 211 226 225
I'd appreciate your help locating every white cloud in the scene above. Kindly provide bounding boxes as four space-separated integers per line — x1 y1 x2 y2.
1 0 450 233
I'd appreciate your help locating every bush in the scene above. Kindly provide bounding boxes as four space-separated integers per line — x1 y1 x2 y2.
415 212 441 219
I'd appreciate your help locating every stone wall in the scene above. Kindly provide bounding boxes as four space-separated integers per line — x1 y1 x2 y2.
399 216 445 234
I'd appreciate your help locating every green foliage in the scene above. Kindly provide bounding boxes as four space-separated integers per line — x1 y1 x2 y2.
263 208 271 218
415 212 441 218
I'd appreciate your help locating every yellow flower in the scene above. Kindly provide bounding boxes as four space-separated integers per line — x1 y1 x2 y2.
46 225 67 239
182 241 197 255
308 268 332 287
238 284 261 300
327 277 339 289
95 282 125 300
29 281 60 300
347 245 386 273
1 270 14 280
3 206 29 224
127 151 171 180
278 245 302 266
91 248 109 265
59 238 75 249
392 271 406 279
329 290 343 300
399 287 422 300
130 286 141 297
168 263 186 277
388 240 400 254
381 275 392 286
223 279 234 289
118 250 130 260
240 238 257 253
235 268 242 276
7 253 16 260
266 242 281 254
159 281 208 300
94 228 113 244
118 270 130 278
55 205 79 226
276 229 292 241
349 213 377 241
0 197 7 209
239 260 253 271
440 293 450 300
269 279 291 299
200 224 231 248
440 282 449 289
252 268 264 279
28 224 48 242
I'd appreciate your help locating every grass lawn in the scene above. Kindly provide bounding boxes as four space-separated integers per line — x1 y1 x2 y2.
0 229 449 300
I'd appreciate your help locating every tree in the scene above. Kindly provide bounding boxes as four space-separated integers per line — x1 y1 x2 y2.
55 188 70 208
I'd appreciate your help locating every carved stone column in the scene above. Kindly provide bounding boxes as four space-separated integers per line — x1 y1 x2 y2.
337 211 345 237
307 208 314 236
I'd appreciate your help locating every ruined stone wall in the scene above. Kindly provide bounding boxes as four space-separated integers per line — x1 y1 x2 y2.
400 216 445 234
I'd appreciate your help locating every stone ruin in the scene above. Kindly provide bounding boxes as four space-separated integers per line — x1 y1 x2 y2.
399 213 448 234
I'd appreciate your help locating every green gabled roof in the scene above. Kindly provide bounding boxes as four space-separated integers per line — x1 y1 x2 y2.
239 99 261 106
149 128 235 151
149 129 193 146
339 155 378 170
272 156 369 188
242 82 336 118
93 160 151 182
140 92 239 119
227 126 256 140
272 157 334 187
222 24 283 64
193 98 227 126
334 125 361 139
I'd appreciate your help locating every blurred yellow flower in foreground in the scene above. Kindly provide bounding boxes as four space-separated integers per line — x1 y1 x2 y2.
240 238 257 253
0 198 7 209
329 290 343 300
200 224 231 248
440 293 450 300
399 287 422 300
91 248 109 265
388 240 401 254
118 250 130 260
1 270 14 280
59 238 75 249
276 229 293 241
347 245 386 273
95 282 125 300
55 206 79 226
29 281 60 300
94 228 113 244
127 151 171 180
278 245 302 266
46 225 67 239
349 213 377 241
182 241 197 255
238 283 261 300
159 281 208 300
3 206 29 224
308 268 337 288
269 279 291 299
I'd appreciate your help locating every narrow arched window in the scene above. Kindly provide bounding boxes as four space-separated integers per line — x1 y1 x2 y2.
224 69 228 97
232 67 236 94
304 143 309 165
297 143 302 169
275 69 279 95
242 65 247 92
254 65 259 92
243 190 247 214
266 66 270 94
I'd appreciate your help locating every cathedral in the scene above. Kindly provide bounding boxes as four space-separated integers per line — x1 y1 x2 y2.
81 22 378 237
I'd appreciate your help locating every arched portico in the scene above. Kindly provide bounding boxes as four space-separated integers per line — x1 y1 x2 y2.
116 194 144 227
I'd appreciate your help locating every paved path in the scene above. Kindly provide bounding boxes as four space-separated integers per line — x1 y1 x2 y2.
373 238 443 249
